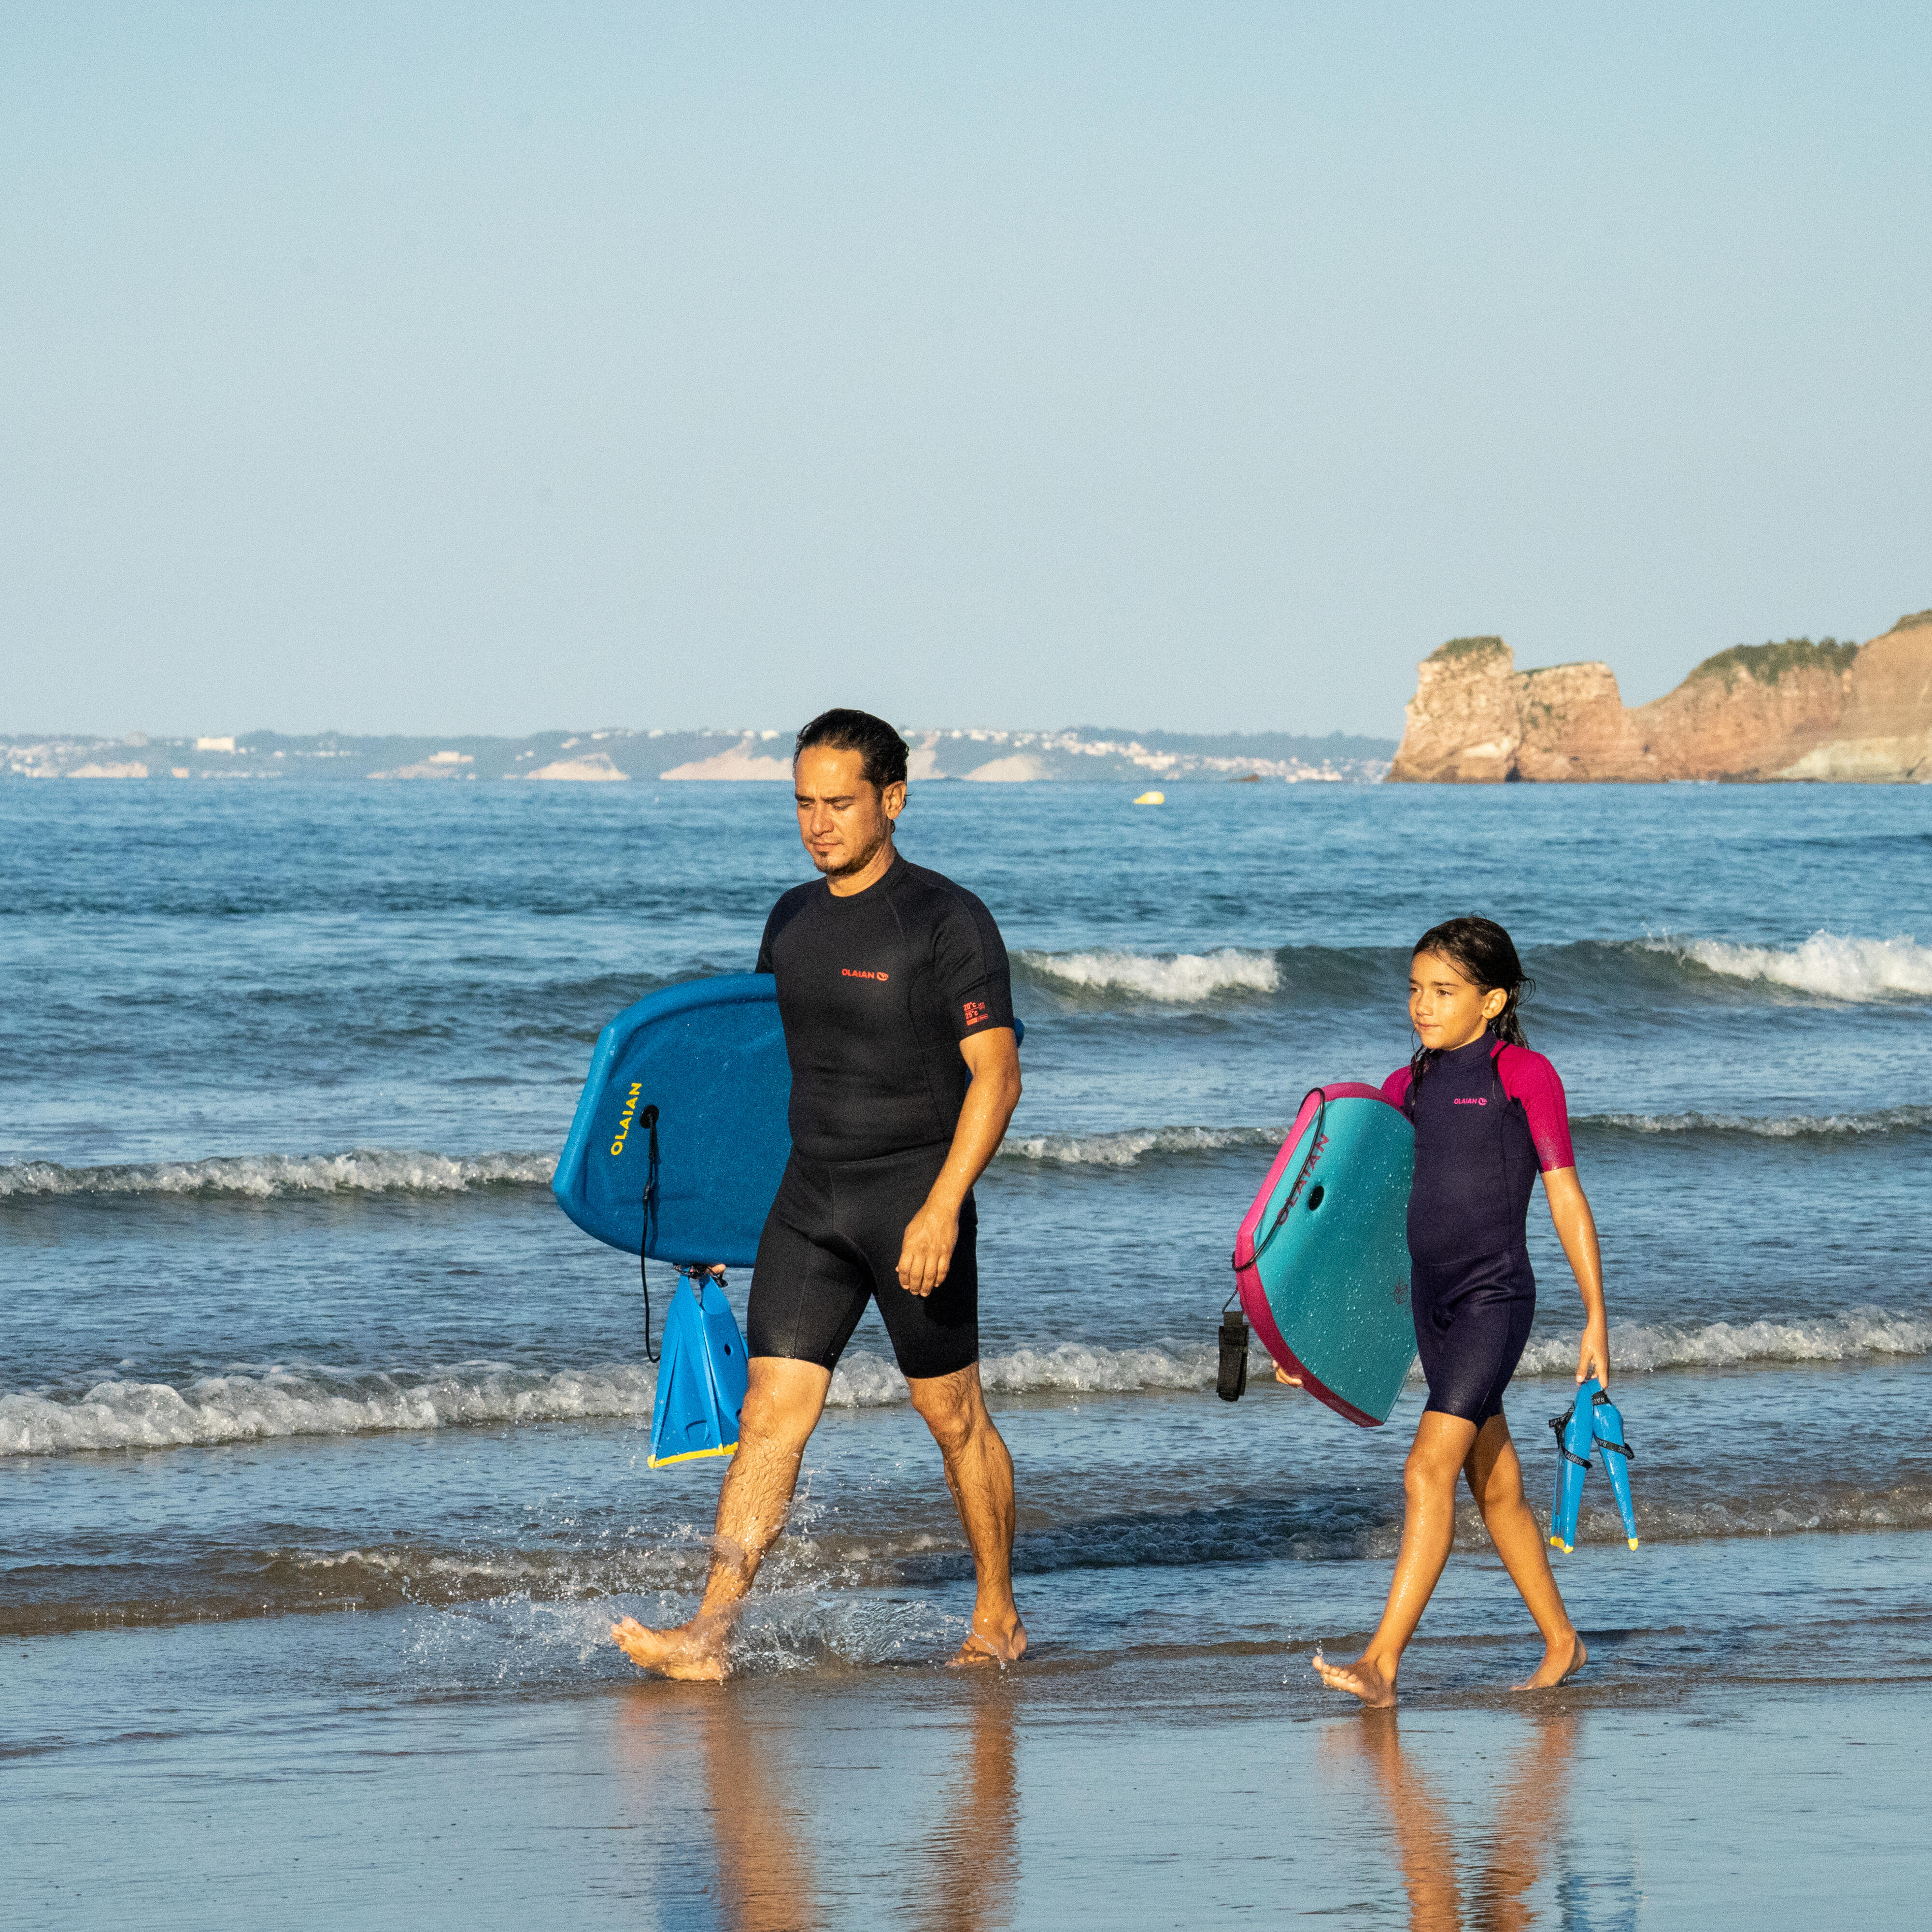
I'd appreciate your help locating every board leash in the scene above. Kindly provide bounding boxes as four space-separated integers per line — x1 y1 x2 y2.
639 1104 661 1363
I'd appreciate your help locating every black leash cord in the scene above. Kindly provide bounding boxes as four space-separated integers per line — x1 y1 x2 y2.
639 1105 661 1363
1245 1089 1328 1270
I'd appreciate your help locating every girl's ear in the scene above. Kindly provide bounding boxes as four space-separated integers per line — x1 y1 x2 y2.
1480 987 1508 1022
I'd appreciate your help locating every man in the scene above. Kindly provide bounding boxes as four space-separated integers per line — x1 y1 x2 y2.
612 708 1026 1679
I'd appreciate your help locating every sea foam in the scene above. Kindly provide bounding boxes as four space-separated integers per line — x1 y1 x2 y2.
999 1124 1283 1166
1578 1105 1932 1139
1015 947 1280 1002
1514 1307 1932 1378
10 1312 1926 1457
1657 931 1932 1001
0 1363 654 1456
0 1149 557 1200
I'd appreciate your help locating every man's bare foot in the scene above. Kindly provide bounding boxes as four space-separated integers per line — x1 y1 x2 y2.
1313 1648 1397 1708
947 1615 1028 1668
611 1615 729 1683
1512 1632 1587 1692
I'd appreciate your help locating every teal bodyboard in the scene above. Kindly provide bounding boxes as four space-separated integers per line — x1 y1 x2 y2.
1233 1085 1417 1426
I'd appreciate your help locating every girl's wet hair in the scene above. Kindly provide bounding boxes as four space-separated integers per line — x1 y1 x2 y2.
1409 915 1534 1091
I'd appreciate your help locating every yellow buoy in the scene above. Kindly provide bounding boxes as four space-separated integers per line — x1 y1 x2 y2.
1132 790 1165 805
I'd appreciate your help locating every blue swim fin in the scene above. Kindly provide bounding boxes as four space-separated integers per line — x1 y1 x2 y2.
1591 1388 1639 1548
1548 1381 1597 1553
648 1271 750 1469
1549 1378 1640 1552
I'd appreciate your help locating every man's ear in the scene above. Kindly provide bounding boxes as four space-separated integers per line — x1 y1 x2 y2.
882 779 907 821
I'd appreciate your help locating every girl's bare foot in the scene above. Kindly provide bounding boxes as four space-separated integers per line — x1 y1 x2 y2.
1512 1631 1587 1691
1313 1648 1398 1708
611 1615 730 1682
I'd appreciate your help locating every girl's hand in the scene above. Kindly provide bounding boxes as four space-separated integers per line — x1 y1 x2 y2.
1275 1365 1303 1388
1576 1320 1611 1390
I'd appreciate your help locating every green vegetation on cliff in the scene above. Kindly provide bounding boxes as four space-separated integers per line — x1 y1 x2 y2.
1896 610 1932 631
1430 635 1509 663
1685 638 1859 691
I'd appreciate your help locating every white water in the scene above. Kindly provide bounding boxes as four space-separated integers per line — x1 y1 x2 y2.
1580 1105 1932 1138
1659 931 1932 1001
13 1313 1931 1456
0 1149 558 1199
1016 947 1280 1001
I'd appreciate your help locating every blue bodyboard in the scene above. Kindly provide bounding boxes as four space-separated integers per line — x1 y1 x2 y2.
552 975 792 1268
649 1276 750 1467
554 975 1023 1269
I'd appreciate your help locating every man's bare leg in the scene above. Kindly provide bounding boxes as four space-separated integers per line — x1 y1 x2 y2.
611 1356 831 1681
907 1364 1027 1666
1314 1410 1477 1707
1462 1414 1587 1690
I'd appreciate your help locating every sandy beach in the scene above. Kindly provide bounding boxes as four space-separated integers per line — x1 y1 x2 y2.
10 1572 1930 1929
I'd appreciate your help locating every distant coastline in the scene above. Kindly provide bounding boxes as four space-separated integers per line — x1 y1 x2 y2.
1389 610 1932 783
0 725 1396 786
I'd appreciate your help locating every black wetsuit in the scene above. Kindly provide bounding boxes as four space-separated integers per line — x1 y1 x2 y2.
746 852 1014 1378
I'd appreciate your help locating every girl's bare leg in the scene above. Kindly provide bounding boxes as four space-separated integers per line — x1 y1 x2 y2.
1463 1414 1586 1689
1314 1411 1477 1707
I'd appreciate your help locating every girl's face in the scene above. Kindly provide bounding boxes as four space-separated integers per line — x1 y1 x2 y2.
1408 950 1508 1052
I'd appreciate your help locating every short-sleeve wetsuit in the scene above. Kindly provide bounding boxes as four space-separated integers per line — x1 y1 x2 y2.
1381 1033 1575 1425
746 851 1015 1379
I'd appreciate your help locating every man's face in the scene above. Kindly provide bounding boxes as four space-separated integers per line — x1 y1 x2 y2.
794 745 904 879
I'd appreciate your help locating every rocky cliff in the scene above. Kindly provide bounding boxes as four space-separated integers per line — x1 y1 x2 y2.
1387 612 1932 782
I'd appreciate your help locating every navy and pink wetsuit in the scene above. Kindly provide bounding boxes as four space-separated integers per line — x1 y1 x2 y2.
1381 1033 1576 1426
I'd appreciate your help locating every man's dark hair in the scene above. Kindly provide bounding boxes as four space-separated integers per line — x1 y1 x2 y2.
794 709 909 791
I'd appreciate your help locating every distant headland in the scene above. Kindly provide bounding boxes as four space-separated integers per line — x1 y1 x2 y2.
0 726 1395 786
1389 610 1932 783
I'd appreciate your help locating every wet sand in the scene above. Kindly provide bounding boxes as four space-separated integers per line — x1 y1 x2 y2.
9 1599 1932 1929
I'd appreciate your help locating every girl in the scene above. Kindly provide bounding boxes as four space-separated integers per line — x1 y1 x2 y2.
1305 915 1610 1706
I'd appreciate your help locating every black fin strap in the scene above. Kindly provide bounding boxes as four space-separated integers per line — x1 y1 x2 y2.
1548 1412 1591 1469
1596 1436 1634 1461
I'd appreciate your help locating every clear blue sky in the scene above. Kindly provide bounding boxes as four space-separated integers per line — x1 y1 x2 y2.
6 2 1928 738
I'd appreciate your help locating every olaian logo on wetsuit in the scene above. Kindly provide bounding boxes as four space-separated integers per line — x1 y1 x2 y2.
840 968 889 981
1453 1097 1488 1106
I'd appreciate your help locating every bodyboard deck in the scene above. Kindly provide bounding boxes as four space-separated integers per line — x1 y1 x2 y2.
552 975 793 1268
1232 1083 1417 1426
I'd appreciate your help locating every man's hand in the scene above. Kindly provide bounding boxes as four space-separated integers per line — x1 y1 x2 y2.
895 1197 961 1297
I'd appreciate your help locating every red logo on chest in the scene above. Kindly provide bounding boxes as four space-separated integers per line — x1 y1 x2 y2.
841 968 889 982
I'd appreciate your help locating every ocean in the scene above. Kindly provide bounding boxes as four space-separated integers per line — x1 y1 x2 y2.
6 776 1931 1926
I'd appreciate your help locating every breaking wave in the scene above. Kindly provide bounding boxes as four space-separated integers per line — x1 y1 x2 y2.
1015 947 1280 1002
0 1363 655 1456
826 1341 1216 1408
0 1149 557 1201
1577 1105 1932 1140
1515 1307 1932 1378
0 1343 1216 1456
14 1312 1925 1458
1646 932 1932 1002
999 1124 1283 1166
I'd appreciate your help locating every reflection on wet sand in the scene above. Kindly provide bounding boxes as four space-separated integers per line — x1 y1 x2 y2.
608 1681 1018 1932
911 1684 1019 1932
610 1687 817 1930
1327 1708 1577 1930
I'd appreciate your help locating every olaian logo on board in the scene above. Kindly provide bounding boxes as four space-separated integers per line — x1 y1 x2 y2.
610 1082 642 1158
